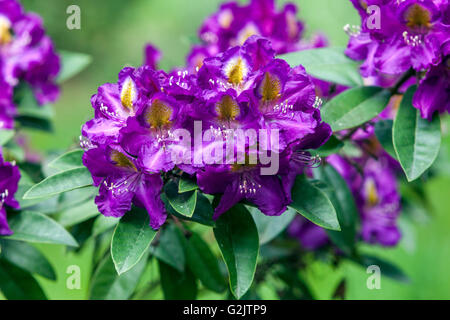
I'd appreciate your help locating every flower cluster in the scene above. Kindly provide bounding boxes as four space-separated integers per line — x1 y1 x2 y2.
0 149 20 236
82 36 331 229
345 0 449 120
185 0 304 72
0 0 60 129
290 130 402 249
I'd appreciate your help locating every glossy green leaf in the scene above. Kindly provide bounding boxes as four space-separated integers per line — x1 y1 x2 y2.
16 87 53 120
111 207 157 275
58 199 99 227
159 260 197 300
178 175 199 193
89 253 147 300
15 170 55 209
315 165 358 255
92 215 119 237
3 211 78 247
164 181 197 217
48 149 84 171
152 224 185 272
374 119 397 160
185 233 226 293
57 51 92 83
0 239 56 280
322 86 391 132
0 260 47 299
23 167 93 199
278 47 363 87
393 86 441 182
165 193 215 226
289 175 340 231
213 204 259 299
310 135 344 157
248 206 296 245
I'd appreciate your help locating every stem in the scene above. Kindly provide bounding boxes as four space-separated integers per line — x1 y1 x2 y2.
390 68 415 95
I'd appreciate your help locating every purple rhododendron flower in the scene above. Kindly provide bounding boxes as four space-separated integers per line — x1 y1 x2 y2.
0 0 60 107
82 145 167 229
0 150 20 236
82 36 331 228
82 66 161 145
328 150 402 247
346 0 450 119
413 43 450 120
185 0 326 73
193 36 331 218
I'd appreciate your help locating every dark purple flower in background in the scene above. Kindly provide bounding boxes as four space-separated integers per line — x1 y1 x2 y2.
328 152 402 247
0 150 20 236
288 216 329 250
0 0 60 107
82 145 167 229
186 0 327 73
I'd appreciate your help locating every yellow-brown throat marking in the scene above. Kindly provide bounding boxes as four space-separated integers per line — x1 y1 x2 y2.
145 99 172 129
110 150 137 171
406 3 432 32
365 178 379 207
260 72 282 103
0 17 12 46
120 78 136 112
227 58 245 85
215 95 240 122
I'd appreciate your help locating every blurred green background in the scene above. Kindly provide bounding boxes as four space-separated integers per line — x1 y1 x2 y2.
7 0 449 299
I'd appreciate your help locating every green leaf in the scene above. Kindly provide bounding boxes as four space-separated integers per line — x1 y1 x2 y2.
393 86 441 182
310 135 344 157
23 167 93 199
278 47 363 87
164 181 197 217
89 253 147 300
57 186 98 211
0 129 14 146
58 199 99 227
111 207 157 275
178 175 199 193
314 165 358 255
3 211 78 247
357 254 409 283
213 204 259 299
185 233 226 293
92 215 119 237
165 193 215 226
322 86 391 132
248 206 296 245
289 175 340 231
15 86 53 120
48 149 84 171
374 119 397 160
152 224 185 272
15 170 55 209
57 51 92 83
0 239 56 280
159 260 198 300
0 260 47 299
